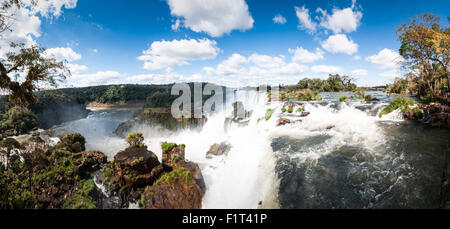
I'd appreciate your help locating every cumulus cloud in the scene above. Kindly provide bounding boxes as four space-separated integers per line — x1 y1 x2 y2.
273 14 286 24
366 48 404 70
289 47 324 63
204 52 309 85
43 47 82 61
27 0 78 18
0 0 77 57
69 71 122 87
318 7 362 34
295 6 317 33
67 63 88 73
321 34 358 55
350 69 368 77
311 65 343 74
138 38 220 71
166 0 254 37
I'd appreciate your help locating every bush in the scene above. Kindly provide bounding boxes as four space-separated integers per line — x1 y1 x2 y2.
281 107 287 113
379 96 416 117
297 107 305 113
339 96 349 102
0 106 38 137
265 109 274 121
126 132 144 148
287 107 293 113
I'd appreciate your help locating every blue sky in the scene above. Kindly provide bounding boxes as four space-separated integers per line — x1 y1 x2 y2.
7 0 449 87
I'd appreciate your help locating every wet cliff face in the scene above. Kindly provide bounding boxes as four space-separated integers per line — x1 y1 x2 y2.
31 100 90 129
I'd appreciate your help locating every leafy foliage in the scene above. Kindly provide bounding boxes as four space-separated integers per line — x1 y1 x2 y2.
379 96 416 117
126 132 144 148
0 106 38 138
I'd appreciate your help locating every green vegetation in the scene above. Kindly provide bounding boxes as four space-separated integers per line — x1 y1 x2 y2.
265 109 274 121
161 142 177 153
0 133 106 209
297 107 305 113
0 106 38 138
388 13 449 104
287 107 294 114
297 74 357 92
379 96 416 117
339 96 349 102
154 168 194 186
281 107 287 113
126 132 144 148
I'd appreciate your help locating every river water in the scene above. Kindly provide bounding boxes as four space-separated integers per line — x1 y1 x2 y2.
51 91 449 209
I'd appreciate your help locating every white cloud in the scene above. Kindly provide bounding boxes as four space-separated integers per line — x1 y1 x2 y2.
311 65 343 74
204 53 248 76
353 55 361 60
319 7 362 34
166 0 254 37
70 71 122 86
378 69 402 79
204 53 309 86
0 0 77 57
28 0 78 18
350 69 368 77
91 48 98 53
67 63 88 73
43 47 82 61
289 47 324 63
321 34 358 55
295 6 317 33
138 38 220 71
273 14 286 24
248 54 285 69
366 48 404 69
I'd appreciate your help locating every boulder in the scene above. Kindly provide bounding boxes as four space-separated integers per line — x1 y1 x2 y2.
206 142 231 157
300 112 311 117
112 146 162 188
277 118 291 126
139 167 204 209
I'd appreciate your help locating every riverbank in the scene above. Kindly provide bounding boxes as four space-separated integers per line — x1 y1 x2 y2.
87 102 144 109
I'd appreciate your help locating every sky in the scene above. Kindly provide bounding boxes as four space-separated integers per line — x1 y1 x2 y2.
0 0 449 88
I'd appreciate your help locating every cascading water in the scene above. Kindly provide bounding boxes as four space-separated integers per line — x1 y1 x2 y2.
52 90 449 209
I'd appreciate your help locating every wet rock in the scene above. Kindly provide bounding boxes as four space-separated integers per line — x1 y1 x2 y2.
161 143 185 167
300 112 311 117
206 142 231 157
417 103 450 128
277 118 291 126
112 146 162 188
139 167 204 209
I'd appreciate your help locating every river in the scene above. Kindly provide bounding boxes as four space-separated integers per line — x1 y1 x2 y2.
51 91 450 209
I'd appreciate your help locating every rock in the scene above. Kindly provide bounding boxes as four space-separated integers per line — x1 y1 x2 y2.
139 167 204 209
277 118 291 126
419 103 450 128
161 143 185 166
206 142 231 157
300 112 311 117
112 146 162 188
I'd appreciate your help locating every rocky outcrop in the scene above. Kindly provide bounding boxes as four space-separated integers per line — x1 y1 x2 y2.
300 112 311 117
139 167 204 209
138 142 206 209
277 118 291 126
404 103 450 128
0 133 108 209
206 142 231 157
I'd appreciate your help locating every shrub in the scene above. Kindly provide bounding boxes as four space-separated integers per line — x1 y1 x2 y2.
339 96 349 102
297 107 305 113
379 96 416 117
126 132 144 148
287 107 293 113
281 107 287 113
265 109 274 121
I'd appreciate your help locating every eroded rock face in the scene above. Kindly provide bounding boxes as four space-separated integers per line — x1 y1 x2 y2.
139 168 204 209
421 104 450 128
111 146 162 188
277 118 291 126
206 142 231 157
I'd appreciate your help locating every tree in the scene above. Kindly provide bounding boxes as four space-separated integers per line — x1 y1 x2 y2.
126 132 144 148
0 44 70 106
1 1 69 106
397 13 449 99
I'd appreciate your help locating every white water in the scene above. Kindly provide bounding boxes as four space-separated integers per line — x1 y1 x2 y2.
53 91 410 209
